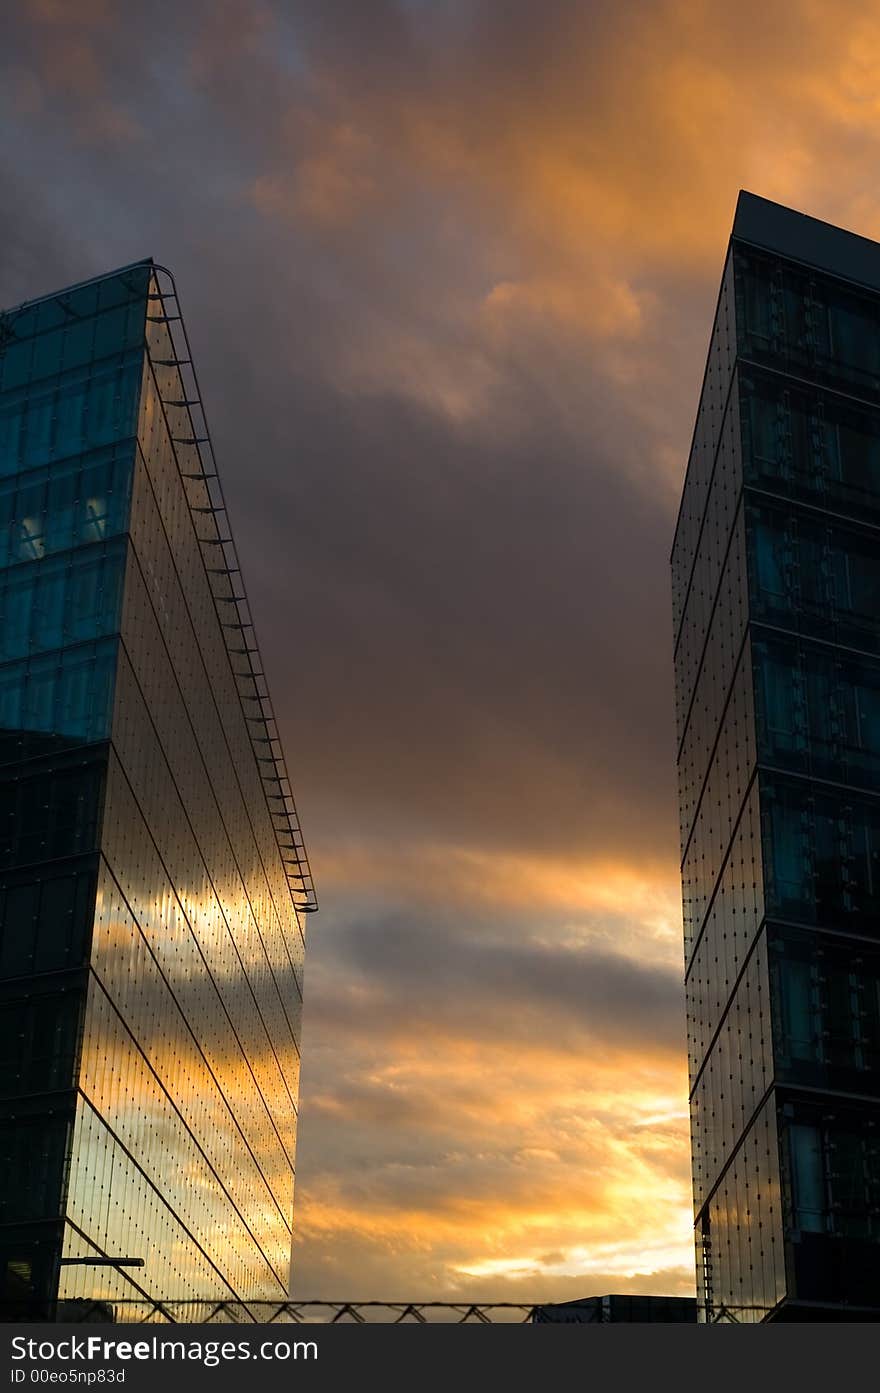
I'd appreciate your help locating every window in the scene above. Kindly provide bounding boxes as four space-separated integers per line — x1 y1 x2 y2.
790 1123 825 1232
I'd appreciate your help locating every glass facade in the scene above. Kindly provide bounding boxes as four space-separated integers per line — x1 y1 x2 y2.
0 263 312 1316
673 193 880 1320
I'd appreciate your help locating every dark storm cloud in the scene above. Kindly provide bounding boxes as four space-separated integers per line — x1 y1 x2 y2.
305 902 685 1056
0 0 692 872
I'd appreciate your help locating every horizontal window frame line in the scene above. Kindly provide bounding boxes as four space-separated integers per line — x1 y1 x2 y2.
0 518 129 573
765 915 880 951
0 371 145 479
0 1216 64 1233
736 347 880 416
0 757 108 874
69 1089 289 1305
0 356 146 423
751 617 880 665
759 738 880 880
676 346 880 738
0 735 112 782
0 966 88 999
0 531 127 583
83 962 292 1279
745 480 880 539
94 852 295 1238
0 433 137 483
775 1080 880 1110
0 633 118 678
684 755 880 985
683 634 880 894
0 848 100 883
732 233 880 303
0 637 119 766
687 916 770 1104
739 351 880 415
0 1084 80 1108
758 758 880 804
0 346 144 398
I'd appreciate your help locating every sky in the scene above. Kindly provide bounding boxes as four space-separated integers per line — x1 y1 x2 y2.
4 0 880 1304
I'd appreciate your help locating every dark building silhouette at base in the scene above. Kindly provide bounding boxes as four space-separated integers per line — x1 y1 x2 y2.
532 1295 696 1323
673 192 880 1320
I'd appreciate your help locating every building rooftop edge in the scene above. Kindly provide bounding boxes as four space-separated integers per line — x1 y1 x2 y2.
1 259 155 319
733 190 880 293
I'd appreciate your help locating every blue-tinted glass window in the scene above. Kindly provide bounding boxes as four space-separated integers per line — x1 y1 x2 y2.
0 995 79 1096
736 248 880 398
0 358 142 478
770 931 880 1088
763 781 813 913
0 864 95 979
0 1114 71 1222
0 444 133 567
789 1123 826 1232
753 637 806 761
741 371 880 524
777 957 817 1061
0 760 105 870
749 503 880 653
0 640 117 762
762 776 880 926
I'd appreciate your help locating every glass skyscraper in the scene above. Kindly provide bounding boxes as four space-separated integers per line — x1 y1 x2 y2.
0 262 315 1315
673 193 880 1321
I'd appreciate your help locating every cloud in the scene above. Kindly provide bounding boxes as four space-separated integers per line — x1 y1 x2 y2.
288 880 690 1297
304 898 685 1055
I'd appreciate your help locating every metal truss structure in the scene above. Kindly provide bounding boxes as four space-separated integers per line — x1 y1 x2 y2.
23 1298 769 1324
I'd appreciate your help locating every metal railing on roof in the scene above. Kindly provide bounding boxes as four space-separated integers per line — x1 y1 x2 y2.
143 266 317 917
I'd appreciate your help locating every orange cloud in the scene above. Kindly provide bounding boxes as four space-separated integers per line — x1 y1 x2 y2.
317 839 682 964
231 0 880 473
293 1025 693 1299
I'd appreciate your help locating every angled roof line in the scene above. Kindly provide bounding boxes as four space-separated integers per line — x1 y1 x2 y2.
2 258 155 317
733 189 880 293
